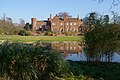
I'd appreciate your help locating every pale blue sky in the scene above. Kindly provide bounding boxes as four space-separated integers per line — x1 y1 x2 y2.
0 0 120 23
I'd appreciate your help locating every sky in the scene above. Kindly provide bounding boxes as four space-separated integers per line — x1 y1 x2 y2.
0 0 120 23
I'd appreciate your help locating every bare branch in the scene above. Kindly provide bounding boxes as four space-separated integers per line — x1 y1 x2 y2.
98 0 103 3
96 0 120 6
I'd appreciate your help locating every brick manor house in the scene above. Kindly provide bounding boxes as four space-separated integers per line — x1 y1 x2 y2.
31 14 83 34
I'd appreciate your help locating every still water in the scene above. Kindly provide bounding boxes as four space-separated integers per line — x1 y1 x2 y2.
44 42 120 63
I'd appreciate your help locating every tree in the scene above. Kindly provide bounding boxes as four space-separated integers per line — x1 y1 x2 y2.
84 12 119 63
0 15 23 35
2 13 6 21
24 23 30 30
102 15 110 24
58 12 72 18
6 17 12 23
83 12 101 31
97 0 120 6
19 18 25 27
111 11 120 24
18 30 28 36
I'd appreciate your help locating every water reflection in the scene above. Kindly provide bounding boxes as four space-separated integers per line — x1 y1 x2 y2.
42 42 120 63
51 42 83 57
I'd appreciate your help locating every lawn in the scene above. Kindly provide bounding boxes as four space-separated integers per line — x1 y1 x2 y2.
0 35 84 43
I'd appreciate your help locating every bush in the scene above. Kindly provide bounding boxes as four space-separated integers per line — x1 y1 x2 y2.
0 29 4 35
43 31 53 36
0 20 24 35
18 30 28 36
0 42 69 80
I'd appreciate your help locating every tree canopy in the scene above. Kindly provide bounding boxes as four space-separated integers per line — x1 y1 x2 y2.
58 12 72 18
84 12 120 63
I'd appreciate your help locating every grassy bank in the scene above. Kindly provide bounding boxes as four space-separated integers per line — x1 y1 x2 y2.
68 61 120 80
0 35 83 43
0 42 120 80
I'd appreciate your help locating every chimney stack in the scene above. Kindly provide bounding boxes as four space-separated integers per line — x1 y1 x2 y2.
50 14 52 19
56 14 58 17
64 14 67 19
77 15 80 20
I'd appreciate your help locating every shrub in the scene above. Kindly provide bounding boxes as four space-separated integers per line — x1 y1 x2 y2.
0 42 69 80
18 30 28 36
0 29 4 35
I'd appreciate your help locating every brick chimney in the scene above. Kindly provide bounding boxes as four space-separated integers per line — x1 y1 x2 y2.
56 14 58 17
53 14 58 19
77 15 80 20
50 14 52 19
48 14 52 21
64 14 67 19
31 18 36 31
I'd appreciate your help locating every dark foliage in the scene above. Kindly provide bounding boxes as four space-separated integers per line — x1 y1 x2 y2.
0 42 69 80
18 30 28 36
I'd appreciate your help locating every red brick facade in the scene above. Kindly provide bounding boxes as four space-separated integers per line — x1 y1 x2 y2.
31 14 83 34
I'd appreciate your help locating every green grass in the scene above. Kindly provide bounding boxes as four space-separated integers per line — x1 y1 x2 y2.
0 35 84 42
68 61 120 80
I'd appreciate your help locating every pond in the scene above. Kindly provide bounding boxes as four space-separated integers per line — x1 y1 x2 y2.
49 42 120 63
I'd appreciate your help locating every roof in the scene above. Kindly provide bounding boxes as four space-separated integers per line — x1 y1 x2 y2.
37 20 48 22
52 17 79 21
65 18 79 20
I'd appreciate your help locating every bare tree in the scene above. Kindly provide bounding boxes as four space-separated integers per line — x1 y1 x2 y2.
96 0 120 6
19 18 25 27
6 17 12 23
2 13 6 21
111 11 120 24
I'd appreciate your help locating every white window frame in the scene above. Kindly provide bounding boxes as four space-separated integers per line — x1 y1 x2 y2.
61 23 63 25
67 47 69 50
70 23 72 26
61 47 63 49
74 28 76 31
52 22 56 25
74 22 76 25
66 22 69 25
74 47 76 50
70 47 72 50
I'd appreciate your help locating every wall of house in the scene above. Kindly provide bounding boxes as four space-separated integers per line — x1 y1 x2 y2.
31 14 83 34
50 17 82 33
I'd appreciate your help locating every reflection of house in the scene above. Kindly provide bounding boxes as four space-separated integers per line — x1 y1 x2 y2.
31 14 83 34
51 42 83 57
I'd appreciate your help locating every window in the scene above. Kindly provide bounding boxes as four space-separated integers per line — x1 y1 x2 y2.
52 22 56 25
70 23 72 26
66 23 69 25
70 47 72 50
51 28 53 31
67 47 69 50
74 47 76 50
66 29 69 31
61 23 63 25
74 22 76 25
74 28 76 31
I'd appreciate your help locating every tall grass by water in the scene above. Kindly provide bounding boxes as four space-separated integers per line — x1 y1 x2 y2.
0 42 70 80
